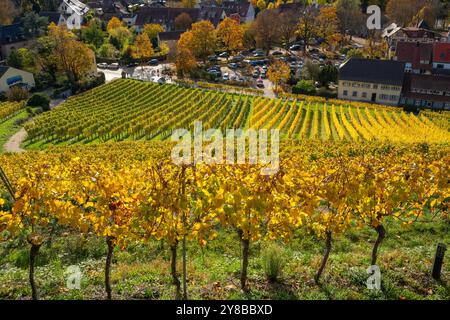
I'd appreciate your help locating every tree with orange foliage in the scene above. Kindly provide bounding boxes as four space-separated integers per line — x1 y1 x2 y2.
316 7 341 50
107 17 124 32
131 33 154 62
176 31 197 76
189 20 217 61
48 24 95 87
267 60 290 91
0 0 19 25
216 17 244 55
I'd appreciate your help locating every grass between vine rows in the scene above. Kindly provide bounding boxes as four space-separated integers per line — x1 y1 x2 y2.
1 220 448 300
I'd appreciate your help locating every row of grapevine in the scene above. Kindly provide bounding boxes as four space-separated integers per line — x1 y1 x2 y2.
23 79 450 146
0 141 448 299
0 101 24 122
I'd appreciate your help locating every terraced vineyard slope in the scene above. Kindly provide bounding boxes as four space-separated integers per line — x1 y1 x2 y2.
23 79 450 147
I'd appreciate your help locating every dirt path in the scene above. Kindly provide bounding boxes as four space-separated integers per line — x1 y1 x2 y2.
3 128 27 153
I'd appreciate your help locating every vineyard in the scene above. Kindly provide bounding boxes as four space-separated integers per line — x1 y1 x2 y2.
23 79 449 148
0 101 25 123
0 140 449 299
0 79 449 300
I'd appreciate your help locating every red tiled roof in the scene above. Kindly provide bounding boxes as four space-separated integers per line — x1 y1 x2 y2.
402 27 437 39
433 42 450 63
402 73 450 103
395 42 433 71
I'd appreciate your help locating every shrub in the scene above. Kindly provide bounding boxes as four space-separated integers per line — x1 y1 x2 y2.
261 242 286 283
6 86 29 102
0 92 7 102
292 80 316 95
27 93 50 111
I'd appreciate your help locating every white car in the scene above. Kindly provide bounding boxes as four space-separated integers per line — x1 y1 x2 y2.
109 63 119 70
222 73 229 81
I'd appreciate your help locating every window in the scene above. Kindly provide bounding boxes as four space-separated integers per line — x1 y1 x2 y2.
436 64 444 69
343 90 348 96
373 84 378 89
390 95 398 101
352 91 357 97
380 94 389 100
362 92 367 98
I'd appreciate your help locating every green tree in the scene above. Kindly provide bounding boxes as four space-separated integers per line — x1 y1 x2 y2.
81 18 106 49
301 59 320 81
22 11 48 37
292 79 316 95
318 65 338 87
98 43 120 59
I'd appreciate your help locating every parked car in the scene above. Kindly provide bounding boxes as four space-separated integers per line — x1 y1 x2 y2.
126 62 138 68
289 44 301 51
222 73 229 81
97 63 108 69
148 59 159 65
219 52 229 58
157 77 166 84
208 55 219 62
207 69 221 77
271 51 283 56
286 55 297 62
109 63 119 70
253 51 265 57
231 54 245 62
260 71 267 79
252 70 260 78
228 63 238 69
256 79 264 88
309 48 319 53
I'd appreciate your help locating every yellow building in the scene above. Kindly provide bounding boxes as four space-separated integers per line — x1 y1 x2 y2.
338 58 406 106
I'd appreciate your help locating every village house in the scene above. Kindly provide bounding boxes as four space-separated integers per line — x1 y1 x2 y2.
58 0 90 29
0 66 35 93
400 73 450 110
200 0 255 24
394 42 433 74
0 23 30 60
39 11 66 27
382 22 442 52
134 7 200 32
87 0 135 26
432 42 450 74
338 58 405 106
157 30 183 61
199 5 226 27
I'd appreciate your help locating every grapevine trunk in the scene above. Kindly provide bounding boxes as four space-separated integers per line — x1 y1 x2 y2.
315 231 332 284
170 242 182 300
105 236 115 300
29 243 41 300
371 224 386 266
238 229 250 291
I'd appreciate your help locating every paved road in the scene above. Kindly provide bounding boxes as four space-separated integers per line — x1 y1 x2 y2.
3 128 27 153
